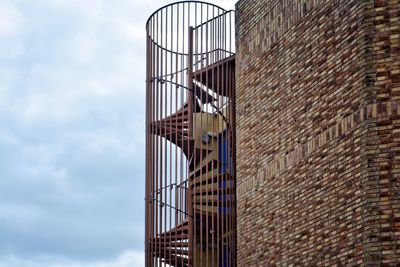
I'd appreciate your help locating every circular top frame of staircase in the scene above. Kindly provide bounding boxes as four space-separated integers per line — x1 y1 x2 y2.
146 1 228 56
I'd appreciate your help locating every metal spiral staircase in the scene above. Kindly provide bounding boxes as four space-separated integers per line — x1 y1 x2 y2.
145 2 235 266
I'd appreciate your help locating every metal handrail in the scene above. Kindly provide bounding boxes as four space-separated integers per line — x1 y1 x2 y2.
192 10 235 29
145 1 226 28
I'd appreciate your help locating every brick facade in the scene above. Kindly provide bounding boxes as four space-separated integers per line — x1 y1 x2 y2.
235 0 400 265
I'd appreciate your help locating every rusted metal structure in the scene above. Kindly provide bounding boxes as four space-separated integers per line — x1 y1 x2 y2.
145 1 236 266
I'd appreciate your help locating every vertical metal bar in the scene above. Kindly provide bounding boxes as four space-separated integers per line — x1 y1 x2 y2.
145 24 150 267
178 1 183 232
176 4 181 266
193 5 199 267
224 13 228 266
165 6 171 267
206 6 219 267
162 7 167 267
231 12 237 266
226 12 230 267
150 16 155 267
154 13 162 267
151 14 156 267
159 8 165 266
182 4 186 241
182 4 188 266
170 4 177 266
208 7 214 267
205 6 210 267
219 13 223 267
160 10 165 267
219 11 223 267
188 25 194 267
147 18 151 267
230 11 235 264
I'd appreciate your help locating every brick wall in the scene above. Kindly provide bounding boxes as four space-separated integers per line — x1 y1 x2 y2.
235 0 400 265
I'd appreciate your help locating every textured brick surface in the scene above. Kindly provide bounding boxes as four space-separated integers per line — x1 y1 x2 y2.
235 0 400 265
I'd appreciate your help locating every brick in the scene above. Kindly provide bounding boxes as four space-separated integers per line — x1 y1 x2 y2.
235 0 400 265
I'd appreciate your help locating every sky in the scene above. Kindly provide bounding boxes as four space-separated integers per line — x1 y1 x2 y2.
0 0 235 267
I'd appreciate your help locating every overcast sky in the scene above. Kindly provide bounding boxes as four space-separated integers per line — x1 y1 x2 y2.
0 0 235 267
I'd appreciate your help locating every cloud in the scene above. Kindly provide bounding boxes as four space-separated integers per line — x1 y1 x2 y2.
0 0 235 266
0 1 25 60
0 1 24 37
0 0 146 261
45 0 104 18
0 250 144 267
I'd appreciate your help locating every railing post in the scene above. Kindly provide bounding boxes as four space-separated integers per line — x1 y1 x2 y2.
187 26 194 267
145 31 151 267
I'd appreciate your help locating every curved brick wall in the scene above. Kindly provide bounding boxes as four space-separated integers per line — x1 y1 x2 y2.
235 0 400 265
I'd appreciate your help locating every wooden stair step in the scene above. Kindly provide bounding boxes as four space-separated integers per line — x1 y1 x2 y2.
155 233 189 242
193 180 234 194
193 194 234 204
193 55 235 97
194 84 216 104
155 250 190 267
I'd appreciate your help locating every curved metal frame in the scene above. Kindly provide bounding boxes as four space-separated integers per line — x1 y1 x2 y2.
145 2 236 266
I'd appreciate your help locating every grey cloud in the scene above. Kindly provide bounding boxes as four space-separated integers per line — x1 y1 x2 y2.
0 0 234 266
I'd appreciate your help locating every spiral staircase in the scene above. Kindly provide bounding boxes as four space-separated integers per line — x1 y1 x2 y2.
149 55 235 266
146 2 235 266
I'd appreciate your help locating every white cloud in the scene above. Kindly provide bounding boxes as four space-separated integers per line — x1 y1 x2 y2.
0 41 25 60
69 35 99 65
0 128 19 146
0 2 25 60
0 203 44 225
0 250 144 267
46 0 104 18
0 0 235 266
85 80 111 96
0 1 24 37
113 17 146 43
